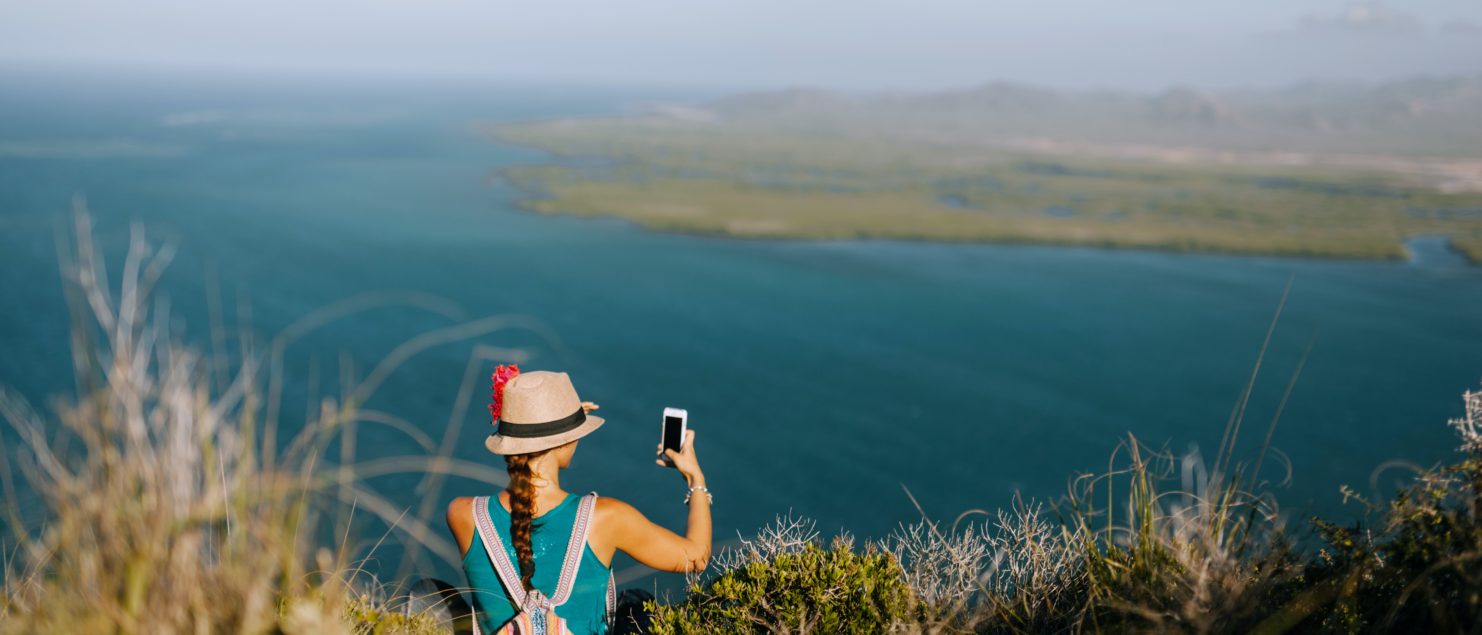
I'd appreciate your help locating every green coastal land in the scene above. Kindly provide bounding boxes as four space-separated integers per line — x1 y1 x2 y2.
490 78 1482 262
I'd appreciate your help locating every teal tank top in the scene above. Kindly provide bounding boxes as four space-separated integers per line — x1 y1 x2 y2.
461 493 612 634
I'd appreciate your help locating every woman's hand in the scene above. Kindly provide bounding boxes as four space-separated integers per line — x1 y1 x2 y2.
656 429 704 486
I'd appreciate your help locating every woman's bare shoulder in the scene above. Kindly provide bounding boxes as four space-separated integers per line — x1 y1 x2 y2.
594 494 638 518
447 496 476 519
446 497 476 552
593 495 649 535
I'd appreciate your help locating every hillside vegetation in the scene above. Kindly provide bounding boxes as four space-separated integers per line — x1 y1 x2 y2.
646 383 1482 633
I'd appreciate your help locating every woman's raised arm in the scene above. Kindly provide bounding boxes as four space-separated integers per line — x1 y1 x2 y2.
592 430 711 573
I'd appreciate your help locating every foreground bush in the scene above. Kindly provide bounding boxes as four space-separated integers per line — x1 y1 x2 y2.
647 518 913 634
885 503 1092 632
1268 386 1482 633
645 382 1482 635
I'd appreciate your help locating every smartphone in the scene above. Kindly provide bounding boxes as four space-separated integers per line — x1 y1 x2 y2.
661 407 688 463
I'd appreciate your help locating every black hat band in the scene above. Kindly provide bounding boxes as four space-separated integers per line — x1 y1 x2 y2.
495 408 587 438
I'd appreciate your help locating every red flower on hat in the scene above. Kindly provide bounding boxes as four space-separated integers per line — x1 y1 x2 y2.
490 364 520 423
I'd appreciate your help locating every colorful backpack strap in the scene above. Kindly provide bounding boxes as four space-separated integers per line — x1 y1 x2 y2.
565 494 617 617
565 493 617 615
549 493 599 606
607 570 617 616
473 496 537 609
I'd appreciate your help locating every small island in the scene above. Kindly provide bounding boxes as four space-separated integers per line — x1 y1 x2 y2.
490 79 1482 262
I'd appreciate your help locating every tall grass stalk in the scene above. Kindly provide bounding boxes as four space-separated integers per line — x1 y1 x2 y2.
0 209 528 633
878 286 1304 633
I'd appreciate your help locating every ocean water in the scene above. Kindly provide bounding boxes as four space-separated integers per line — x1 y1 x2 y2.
2 69 1481 588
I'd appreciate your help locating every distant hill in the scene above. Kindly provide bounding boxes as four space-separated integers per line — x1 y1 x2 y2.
693 76 1482 159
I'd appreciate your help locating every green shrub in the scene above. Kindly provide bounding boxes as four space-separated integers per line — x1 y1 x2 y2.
647 526 913 634
1267 389 1482 633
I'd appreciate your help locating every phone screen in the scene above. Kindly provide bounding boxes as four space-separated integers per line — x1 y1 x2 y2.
663 415 684 452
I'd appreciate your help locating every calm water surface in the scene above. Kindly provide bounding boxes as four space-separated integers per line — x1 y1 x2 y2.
2 70 1480 587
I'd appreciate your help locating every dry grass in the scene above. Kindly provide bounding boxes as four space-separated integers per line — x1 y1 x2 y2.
658 377 1482 634
0 208 521 633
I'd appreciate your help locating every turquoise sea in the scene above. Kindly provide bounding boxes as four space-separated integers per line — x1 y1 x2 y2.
2 68 1480 587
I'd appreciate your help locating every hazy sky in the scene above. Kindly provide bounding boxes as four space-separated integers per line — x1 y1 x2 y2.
3 0 1481 91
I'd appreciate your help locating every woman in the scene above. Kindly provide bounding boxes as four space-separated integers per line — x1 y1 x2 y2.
447 368 711 634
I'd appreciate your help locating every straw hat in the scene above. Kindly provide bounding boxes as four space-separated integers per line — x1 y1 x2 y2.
486 370 605 455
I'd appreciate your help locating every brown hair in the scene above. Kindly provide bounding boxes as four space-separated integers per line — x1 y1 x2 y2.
505 450 546 592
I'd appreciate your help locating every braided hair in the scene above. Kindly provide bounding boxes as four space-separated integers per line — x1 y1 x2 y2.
504 450 548 592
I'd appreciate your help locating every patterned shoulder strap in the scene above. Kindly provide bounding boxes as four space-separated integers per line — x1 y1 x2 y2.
607 570 617 617
555 493 618 615
472 496 532 609
549 493 599 606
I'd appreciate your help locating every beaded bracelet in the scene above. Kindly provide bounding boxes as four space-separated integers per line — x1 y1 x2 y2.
684 485 712 505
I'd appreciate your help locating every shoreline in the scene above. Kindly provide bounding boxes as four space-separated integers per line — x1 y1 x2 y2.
501 185 1481 268
493 163 1479 267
